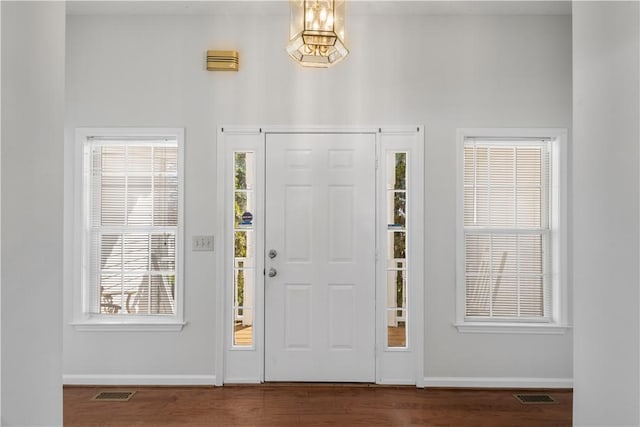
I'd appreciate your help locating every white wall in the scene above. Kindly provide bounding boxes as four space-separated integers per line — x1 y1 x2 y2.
64 11 573 385
573 2 640 425
1 1 65 425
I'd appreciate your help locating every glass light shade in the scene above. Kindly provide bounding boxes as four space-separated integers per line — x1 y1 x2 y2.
286 0 349 68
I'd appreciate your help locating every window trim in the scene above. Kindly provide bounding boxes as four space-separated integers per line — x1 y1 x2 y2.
455 128 569 334
72 128 185 331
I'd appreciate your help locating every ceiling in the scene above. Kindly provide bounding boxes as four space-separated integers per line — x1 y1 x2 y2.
66 1 572 16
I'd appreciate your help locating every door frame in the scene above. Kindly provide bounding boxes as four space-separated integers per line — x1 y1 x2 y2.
215 126 425 386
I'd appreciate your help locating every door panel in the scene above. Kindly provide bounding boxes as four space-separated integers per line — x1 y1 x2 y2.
265 133 376 382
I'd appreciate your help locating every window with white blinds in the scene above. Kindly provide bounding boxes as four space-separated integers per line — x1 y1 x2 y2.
463 140 550 320
81 130 183 321
457 129 566 331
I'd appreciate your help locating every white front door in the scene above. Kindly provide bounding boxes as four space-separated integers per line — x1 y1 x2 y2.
264 133 376 382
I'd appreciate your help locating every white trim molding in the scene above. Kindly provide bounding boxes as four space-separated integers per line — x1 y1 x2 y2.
63 374 216 386
72 127 186 330
217 125 425 386
423 377 573 389
454 322 571 334
455 127 569 333
70 321 186 332
222 378 263 384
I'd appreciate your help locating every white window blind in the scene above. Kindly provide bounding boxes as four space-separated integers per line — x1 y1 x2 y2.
463 138 551 320
85 138 179 316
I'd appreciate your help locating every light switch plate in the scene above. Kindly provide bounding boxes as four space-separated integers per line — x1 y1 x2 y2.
192 235 214 251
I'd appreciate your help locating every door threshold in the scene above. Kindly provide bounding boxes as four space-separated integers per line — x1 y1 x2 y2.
225 382 411 388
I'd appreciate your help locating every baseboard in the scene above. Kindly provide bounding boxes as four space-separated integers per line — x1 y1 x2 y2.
222 378 262 384
423 377 573 389
63 374 217 386
63 374 570 389
377 378 416 386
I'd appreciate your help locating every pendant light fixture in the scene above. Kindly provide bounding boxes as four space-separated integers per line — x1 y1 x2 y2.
286 0 349 68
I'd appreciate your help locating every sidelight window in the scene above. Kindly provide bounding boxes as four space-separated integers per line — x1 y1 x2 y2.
232 152 256 347
386 152 408 348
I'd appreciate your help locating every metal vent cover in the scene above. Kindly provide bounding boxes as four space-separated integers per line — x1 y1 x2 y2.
91 391 136 402
206 50 239 71
514 394 556 404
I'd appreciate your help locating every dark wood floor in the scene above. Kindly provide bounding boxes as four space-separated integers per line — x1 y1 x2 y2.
64 385 572 427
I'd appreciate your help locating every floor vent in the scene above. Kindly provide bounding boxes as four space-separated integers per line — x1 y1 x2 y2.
91 391 136 402
514 394 556 404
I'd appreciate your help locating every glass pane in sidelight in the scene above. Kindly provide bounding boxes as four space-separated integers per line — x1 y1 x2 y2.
234 268 245 307
388 231 406 260
232 151 256 348
234 192 249 227
234 152 255 191
234 152 248 190
387 152 407 190
387 309 407 348
386 270 407 310
386 151 409 349
232 263 255 346
387 191 407 227
233 308 254 347
234 230 255 268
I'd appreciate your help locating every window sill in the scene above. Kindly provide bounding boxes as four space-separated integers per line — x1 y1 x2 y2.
454 322 570 335
71 320 186 332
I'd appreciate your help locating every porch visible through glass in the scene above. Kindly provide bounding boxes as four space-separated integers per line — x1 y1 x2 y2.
386 152 408 348
233 152 256 347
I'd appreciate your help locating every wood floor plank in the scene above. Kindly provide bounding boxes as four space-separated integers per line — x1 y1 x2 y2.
64 385 572 427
